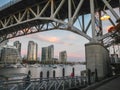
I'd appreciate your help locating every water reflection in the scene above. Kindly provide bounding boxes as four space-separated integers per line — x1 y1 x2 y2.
0 64 86 79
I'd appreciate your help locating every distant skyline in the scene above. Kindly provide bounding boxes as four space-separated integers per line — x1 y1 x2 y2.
0 0 119 62
9 31 89 62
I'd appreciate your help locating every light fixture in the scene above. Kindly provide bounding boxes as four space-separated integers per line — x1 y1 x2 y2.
100 13 110 20
107 26 114 32
100 0 111 21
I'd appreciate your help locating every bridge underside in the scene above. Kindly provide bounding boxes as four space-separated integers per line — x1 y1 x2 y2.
0 0 119 19
0 0 120 45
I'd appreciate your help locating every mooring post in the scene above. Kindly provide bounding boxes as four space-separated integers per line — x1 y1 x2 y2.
62 68 65 77
53 70 56 78
40 71 43 83
47 71 49 78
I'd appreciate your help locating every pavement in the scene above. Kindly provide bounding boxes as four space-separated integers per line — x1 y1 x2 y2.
94 76 120 90
82 76 120 90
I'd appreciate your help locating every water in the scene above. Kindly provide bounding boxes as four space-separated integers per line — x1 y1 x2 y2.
0 64 86 79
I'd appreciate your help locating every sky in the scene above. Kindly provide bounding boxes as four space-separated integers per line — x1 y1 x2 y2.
0 0 119 62
0 0 10 6
9 29 89 62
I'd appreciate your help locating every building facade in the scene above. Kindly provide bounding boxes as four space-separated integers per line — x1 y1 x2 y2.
0 45 21 64
27 41 38 61
0 40 8 62
48 45 54 61
110 54 120 63
41 45 54 62
85 43 111 79
59 51 67 62
41 47 48 62
14 41 21 56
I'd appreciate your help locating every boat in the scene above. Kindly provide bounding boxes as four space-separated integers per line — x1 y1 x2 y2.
4 64 17 68
0 73 27 80
14 63 24 68
29 64 41 68
4 63 24 68
52 65 57 68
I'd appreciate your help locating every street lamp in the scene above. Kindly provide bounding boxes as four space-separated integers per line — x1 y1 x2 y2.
100 13 110 20
100 0 111 21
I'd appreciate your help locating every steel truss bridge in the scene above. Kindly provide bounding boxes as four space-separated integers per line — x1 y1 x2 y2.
0 0 120 46
0 76 87 90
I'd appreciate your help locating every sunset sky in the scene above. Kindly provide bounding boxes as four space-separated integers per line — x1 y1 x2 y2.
0 0 119 62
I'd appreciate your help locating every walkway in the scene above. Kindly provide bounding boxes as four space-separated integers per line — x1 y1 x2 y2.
94 76 120 90
82 76 120 90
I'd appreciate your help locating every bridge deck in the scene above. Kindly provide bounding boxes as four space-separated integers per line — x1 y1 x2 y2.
0 0 119 43
0 0 119 19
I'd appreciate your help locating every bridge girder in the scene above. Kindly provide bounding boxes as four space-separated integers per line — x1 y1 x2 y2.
0 0 120 45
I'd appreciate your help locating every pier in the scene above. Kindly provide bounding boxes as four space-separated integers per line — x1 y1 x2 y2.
0 76 87 90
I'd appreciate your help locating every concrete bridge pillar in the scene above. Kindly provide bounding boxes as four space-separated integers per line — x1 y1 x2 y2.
85 43 111 80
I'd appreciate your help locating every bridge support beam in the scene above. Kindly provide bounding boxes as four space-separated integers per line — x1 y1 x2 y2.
85 43 111 80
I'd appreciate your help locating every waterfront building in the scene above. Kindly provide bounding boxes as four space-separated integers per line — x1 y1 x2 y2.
110 54 120 63
59 51 67 62
0 45 21 64
41 47 48 62
27 41 38 61
48 45 54 61
0 39 8 47
0 40 8 62
41 45 54 62
13 41 21 56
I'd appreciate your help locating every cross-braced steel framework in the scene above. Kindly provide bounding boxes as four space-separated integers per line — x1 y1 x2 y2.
0 0 120 46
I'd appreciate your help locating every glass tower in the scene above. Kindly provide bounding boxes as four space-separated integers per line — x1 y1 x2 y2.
59 51 67 62
27 41 38 61
48 45 54 61
41 45 54 62
41 47 48 62
1 45 20 64
14 41 21 56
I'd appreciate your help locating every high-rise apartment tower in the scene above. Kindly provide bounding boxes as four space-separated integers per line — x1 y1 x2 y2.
27 41 38 61
14 41 21 56
59 51 67 62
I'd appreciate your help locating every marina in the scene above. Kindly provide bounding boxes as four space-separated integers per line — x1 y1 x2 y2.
0 64 86 78
0 64 86 90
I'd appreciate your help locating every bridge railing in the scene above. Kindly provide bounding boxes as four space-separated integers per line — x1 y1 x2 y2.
0 76 87 90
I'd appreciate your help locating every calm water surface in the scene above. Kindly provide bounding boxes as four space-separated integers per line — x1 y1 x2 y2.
0 64 86 79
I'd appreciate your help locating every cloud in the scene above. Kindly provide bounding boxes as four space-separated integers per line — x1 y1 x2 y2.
46 37 59 43
68 52 84 58
67 53 85 62
27 34 73 46
34 35 60 43
67 34 77 40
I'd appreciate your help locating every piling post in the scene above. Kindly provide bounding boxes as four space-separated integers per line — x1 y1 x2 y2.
40 71 43 83
62 68 65 77
53 70 56 78
47 71 49 78
88 69 91 85
40 71 43 78
72 67 75 76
